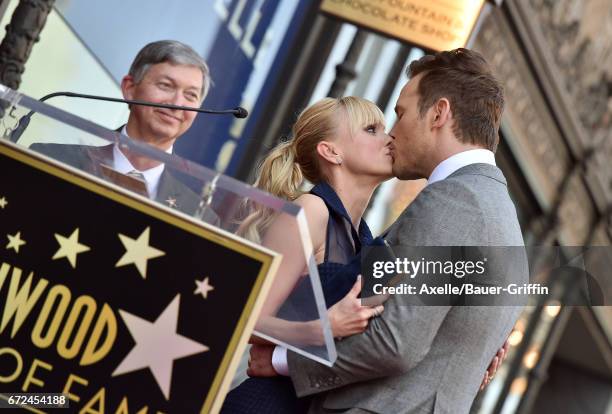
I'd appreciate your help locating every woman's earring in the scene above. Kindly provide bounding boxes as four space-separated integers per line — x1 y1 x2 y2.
336 157 343 165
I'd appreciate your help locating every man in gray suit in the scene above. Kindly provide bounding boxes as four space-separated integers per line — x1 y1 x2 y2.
30 40 219 223
248 48 526 413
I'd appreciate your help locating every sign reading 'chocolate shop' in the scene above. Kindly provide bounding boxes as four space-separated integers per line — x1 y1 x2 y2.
321 0 486 51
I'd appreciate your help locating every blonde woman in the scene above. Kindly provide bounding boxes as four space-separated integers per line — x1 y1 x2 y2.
222 96 393 413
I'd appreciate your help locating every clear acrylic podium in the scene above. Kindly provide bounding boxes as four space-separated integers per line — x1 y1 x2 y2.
0 84 337 367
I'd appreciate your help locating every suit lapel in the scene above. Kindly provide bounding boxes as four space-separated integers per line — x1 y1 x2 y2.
156 171 177 206
156 170 199 212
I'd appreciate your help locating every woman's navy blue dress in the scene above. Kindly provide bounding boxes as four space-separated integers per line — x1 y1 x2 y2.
221 182 374 413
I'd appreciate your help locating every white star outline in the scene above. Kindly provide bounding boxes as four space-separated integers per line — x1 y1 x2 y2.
194 276 214 299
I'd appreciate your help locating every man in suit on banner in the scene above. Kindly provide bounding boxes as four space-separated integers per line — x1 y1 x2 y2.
31 40 219 223
248 49 527 414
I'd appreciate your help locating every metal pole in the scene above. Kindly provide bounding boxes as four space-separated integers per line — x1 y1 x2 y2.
327 29 368 98
376 44 412 111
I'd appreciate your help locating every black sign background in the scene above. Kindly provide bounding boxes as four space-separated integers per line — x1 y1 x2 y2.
0 143 277 413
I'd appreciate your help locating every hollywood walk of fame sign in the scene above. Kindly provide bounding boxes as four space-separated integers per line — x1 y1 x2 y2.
0 141 280 413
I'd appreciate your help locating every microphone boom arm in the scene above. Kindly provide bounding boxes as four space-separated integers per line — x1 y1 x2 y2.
9 91 248 142
58 92 245 116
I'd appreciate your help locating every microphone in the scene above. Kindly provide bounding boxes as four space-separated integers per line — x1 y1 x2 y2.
233 106 248 119
9 91 248 142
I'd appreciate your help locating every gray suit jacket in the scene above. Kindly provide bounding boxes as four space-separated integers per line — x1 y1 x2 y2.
29 142 220 225
288 163 527 414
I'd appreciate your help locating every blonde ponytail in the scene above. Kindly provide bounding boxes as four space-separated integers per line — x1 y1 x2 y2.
254 140 303 202
238 96 385 243
237 140 303 243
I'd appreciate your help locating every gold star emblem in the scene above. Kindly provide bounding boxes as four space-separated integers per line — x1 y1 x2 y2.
6 231 26 253
0 197 7 209
115 227 165 279
52 228 91 268
165 197 177 208
194 276 214 299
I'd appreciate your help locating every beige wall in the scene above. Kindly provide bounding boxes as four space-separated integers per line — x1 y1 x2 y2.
1 0 128 147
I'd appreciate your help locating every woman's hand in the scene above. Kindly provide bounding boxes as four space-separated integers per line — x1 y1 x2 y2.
480 338 510 390
328 276 384 339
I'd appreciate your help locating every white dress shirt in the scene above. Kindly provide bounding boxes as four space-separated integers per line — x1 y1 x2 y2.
427 149 496 186
270 148 497 376
113 126 172 199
